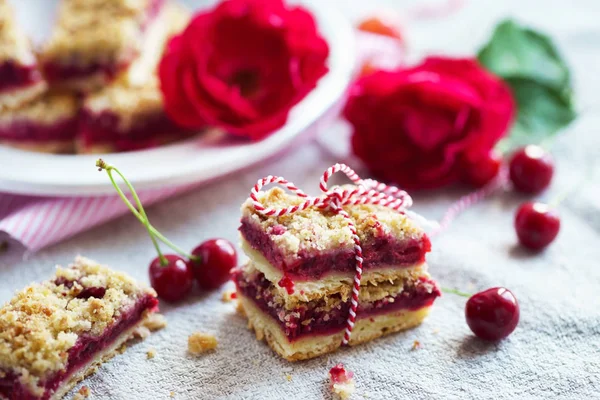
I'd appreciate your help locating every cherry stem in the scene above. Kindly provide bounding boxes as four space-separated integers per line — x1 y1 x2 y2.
442 287 471 298
96 159 199 263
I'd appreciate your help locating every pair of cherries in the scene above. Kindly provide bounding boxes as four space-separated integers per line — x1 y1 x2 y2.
149 239 237 302
96 159 237 302
463 144 560 251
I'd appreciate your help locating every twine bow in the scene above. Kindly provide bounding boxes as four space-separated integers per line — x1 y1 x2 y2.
250 163 413 345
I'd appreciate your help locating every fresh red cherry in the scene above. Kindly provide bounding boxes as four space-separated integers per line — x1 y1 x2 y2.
149 254 194 302
190 239 237 290
465 287 519 341
509 145 554 194
515 202 560 250
461 150 502 188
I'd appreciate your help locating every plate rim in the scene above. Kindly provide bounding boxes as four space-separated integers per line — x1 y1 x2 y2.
0 0 355 197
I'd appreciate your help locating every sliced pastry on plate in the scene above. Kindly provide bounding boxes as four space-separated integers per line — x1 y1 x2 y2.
78 76 195 153
0 0 46 110
0 257 162 400
40 0 170 92
235 187 440 361
0 92 79 153
77 4 194 153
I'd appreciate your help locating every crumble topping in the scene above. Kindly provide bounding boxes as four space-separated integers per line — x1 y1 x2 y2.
0 0 36 63
0 92 79 124
329 363 355 400
0 256 156 387
41 0 163 66
241 187 424 256
146 348 156 359
188 332 218 355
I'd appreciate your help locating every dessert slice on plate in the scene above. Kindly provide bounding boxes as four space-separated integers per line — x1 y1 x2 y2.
0 0 46 109
78 77 195 153
77 4 194 153
40 0 168 92
0 92 79 153
0 257 161 400
235 187 440 361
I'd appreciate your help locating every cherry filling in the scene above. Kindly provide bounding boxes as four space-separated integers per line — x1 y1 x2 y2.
0 117 77 142
78 109 195 152
41 0 165 83
0 62 42 92
0 294 158 400
240 219 431 280
235 272 439 341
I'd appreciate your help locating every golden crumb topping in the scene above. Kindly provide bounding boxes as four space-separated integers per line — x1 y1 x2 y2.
188 332 218 355
241 187 424 256
0 256 156 389
0 0 36 63
40 0 163 66
0 92 79 124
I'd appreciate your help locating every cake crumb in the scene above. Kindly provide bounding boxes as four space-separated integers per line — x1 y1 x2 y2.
432 327 440 334
146 348 156 359
144 313 168 331
411 340 421 351
116 344 127 354
188 332 218 355
169 391 175 398
73 386 91 399
222 290 237 302
328 363 355 400
285 374 292 382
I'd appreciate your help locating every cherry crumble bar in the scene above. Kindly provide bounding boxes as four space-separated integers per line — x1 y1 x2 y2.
40 0 167 92
236 187 440 361
0 0 46 109
0 257 161 400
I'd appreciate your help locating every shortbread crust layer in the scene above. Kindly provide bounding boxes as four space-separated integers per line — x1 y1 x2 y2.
241 238 430 301
238 293 432 361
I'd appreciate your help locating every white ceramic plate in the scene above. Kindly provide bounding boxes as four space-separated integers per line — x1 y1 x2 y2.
0 0 354 196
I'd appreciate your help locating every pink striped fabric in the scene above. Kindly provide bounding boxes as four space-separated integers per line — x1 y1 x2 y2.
0 186 186 251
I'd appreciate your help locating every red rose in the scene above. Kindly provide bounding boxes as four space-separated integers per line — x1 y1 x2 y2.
159 0 329 140
344 57 515 190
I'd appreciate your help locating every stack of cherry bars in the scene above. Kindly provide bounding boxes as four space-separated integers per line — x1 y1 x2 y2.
234 187 441 361
0 0 194 154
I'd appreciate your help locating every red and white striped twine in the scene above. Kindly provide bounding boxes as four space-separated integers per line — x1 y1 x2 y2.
249 163 413 346
430 167 510 237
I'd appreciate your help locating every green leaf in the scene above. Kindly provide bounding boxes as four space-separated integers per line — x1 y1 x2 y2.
478 19 576 148
505 78 576 148
478 20 571 93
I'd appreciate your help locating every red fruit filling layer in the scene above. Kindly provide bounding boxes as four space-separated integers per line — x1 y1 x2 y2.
0 294 158 400
0 117 78 142
79 109 195 152
235 271 439 341
0 62 42 92
42 0 165 84
240 219 431 281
